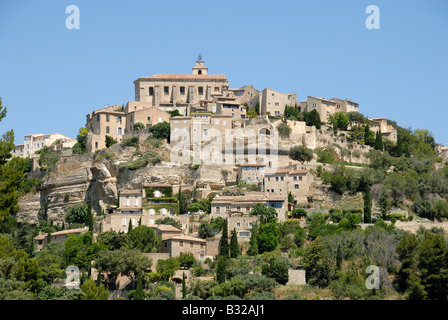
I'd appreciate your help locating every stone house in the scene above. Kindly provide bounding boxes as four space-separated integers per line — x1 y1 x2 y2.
264 168 314 204
299 96 336 123
261 88 297 117
237 163 266 184
330 97 359 113
124 101 171 132
210 192 288 221
161 234 207 262
228 85 260 109
16 133 75 158
34 227 89 251
368 117 397 143
116 190 143 214
85 104 126 153
133 57 229 116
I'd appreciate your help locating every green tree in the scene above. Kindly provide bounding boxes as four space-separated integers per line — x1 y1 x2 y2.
149 121 170 141
230 228 240 258
156 257 180 281
216 256 227 284
96 230 127 250
288 145 314 165
329 112 349 131
133 122 145 130
249 203 277 224
219 219 229 257
395 233 419 292
65 202 89 225
277 122 292 138
126 225 160 253
182 272 187 299
302 237 334 287
364 123 375 146
246 224 259 256
378 188 391 218
86 200 94 232
374 130 384 151
257 221 279 253
261 257 291 285
417 233 448 300
80 279 109 300
72 127 89 154
178 252 195 269
363 185 372 223
105 135 118 148
132 274 145 300
304 109 321 129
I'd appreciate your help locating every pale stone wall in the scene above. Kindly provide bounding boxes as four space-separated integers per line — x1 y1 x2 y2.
261 88 297 116
287 269 306 285
125 102 171 132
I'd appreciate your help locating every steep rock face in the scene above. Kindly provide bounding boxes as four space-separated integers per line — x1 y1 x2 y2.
39 154 93 224
16 192 42 225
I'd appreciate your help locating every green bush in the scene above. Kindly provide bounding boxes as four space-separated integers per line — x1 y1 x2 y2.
121 136 139 148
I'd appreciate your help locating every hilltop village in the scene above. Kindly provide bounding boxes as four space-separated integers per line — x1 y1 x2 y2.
3 57 448 300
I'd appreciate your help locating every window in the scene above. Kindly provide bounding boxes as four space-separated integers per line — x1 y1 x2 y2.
201 244 204 249
117 127 122 135
95 142 98 149
147 116 151 124
179 241 183 247
126 198 130 207
216 207 220 212
135 198 139 206
106 126 110 134
223 120 226 126
164 86 169 95
299 176 303 181
198 87 204 95
237 222 241 228
190 242 194 248
294 176 297 181
214 87 219 92
276 177 279 181
239 232 250 237
106 114 110 122
122 218 127 226
97 114 100 121
180 87 185 95
281 176 284 181
149 87 154 96
295 184 299 189
215 119 219 125
204 129 208 136
159 117 162 123
117 116 122 123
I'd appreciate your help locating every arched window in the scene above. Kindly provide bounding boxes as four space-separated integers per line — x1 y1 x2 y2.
198 70 202 75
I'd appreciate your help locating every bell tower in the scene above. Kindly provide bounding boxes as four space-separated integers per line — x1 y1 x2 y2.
192 53 208 75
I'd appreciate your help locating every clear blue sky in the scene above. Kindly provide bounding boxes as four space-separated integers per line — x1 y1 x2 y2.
1 0 447 145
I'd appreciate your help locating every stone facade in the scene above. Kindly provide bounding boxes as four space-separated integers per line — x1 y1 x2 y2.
34 227 89 251
264 168 314 204
211 192 287 221
228 85 260 109
287 269 306 285
261 88 297 116
134 59 229 112
161 235 207 261
125 101 171 132
15 133 75 158
237 164 266 184
86 105 126 152
368 117 397 143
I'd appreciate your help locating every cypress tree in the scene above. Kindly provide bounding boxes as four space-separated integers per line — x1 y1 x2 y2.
182 272 187 299
363 184 372 223
375 130 383 151
230 228 240 258
134 274 145 300
216 256 227 284
364 123 374 146
219 218 229 257
336 245 342 270
247 223 259 256
128 218 133 234
86 200 94 232
178 186 184 214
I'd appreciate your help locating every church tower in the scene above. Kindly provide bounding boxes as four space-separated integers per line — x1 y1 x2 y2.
192 54 208 75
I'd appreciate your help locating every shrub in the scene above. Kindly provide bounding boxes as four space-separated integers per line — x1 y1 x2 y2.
121 136 139 148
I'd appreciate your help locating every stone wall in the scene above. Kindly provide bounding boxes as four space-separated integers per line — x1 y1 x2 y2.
287 269 306 285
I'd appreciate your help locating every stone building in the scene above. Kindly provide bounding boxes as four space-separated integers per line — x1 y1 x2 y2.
299 96 359 124
264 168 314 204
161 234 207 261
299 96 336 123
124 101 171 132
34 227 89 251
15 133 76 158
237 163 266 184
210 192 288 221
228 85 260 109
368 117 397 143
133 57 229 116
116 189 143 214
330 97 359 113
85 104 126 153
261 88 297 116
